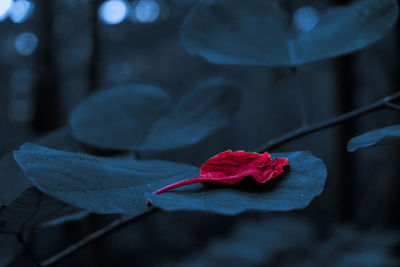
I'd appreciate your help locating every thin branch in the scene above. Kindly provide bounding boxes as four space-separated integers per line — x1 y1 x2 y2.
385 102 400 111
256 91 400 152
41 208 159 267
16 233 43 267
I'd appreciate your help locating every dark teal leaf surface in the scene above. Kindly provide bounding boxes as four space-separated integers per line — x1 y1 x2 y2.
69 79 240 151
0 187 84 234
147 151 327 215
181 0 398 66
70 85 170 151
0 127 83 206
14 144 200 215
347 124 400 152
0 234 21 266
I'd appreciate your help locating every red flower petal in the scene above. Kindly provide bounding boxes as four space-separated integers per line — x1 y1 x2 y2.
153 150 289 194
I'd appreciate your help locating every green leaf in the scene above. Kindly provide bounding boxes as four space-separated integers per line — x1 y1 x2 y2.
70 84 170 151
147 151 327 215
181 0 398 66
347 124 400 152
13 144 200 215
0 188 84 234
1 128 88 232
69 79 240 151
0 127 83 206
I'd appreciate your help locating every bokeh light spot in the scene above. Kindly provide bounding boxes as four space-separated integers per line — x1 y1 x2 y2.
99 0 128 25
0 0 12 20
15 32 38 56
293 6 319 32
9 0 34 23
134 0 160 23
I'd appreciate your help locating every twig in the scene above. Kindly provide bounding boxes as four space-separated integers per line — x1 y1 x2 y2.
41 208 159 267
16 233 43 267
385 102 400 111
256 91 400 152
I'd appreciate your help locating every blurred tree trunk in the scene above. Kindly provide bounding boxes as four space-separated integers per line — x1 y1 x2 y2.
89 0 101 93
335 55 356 221
334 0 356 222
32 0 61 133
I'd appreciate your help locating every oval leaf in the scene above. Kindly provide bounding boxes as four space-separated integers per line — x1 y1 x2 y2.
70 85 171 151
347 124 400 152
70 79 240 151
141 79 240 150
147 151 327 215
0 187 84 233
0 127 83 206
13 143 200 215
181 0 398 66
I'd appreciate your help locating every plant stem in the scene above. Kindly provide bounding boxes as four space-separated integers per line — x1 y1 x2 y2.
41 208 159 267
16 233 43 267
255 91 400 152
153 177 210 194
385 102 400 111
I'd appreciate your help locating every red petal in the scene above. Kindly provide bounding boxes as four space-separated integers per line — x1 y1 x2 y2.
200 150 288 183
153 150 289 194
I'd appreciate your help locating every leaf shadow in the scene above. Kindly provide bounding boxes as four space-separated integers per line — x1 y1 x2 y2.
176 166 291 194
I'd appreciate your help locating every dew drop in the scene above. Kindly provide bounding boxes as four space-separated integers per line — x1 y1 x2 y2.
293 6 319 32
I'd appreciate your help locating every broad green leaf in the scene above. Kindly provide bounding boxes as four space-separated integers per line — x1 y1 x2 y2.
181 0 398 66
147 151 327 215
0 127 83 206
13 144 200 215
347 124 400 152
70 85 170 151
69 79 240 151
0 187 84 234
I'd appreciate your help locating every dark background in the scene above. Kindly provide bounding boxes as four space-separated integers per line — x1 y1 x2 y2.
1 0 399 266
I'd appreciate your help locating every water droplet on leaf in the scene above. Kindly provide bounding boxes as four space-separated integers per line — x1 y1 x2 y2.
293 6 319 32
